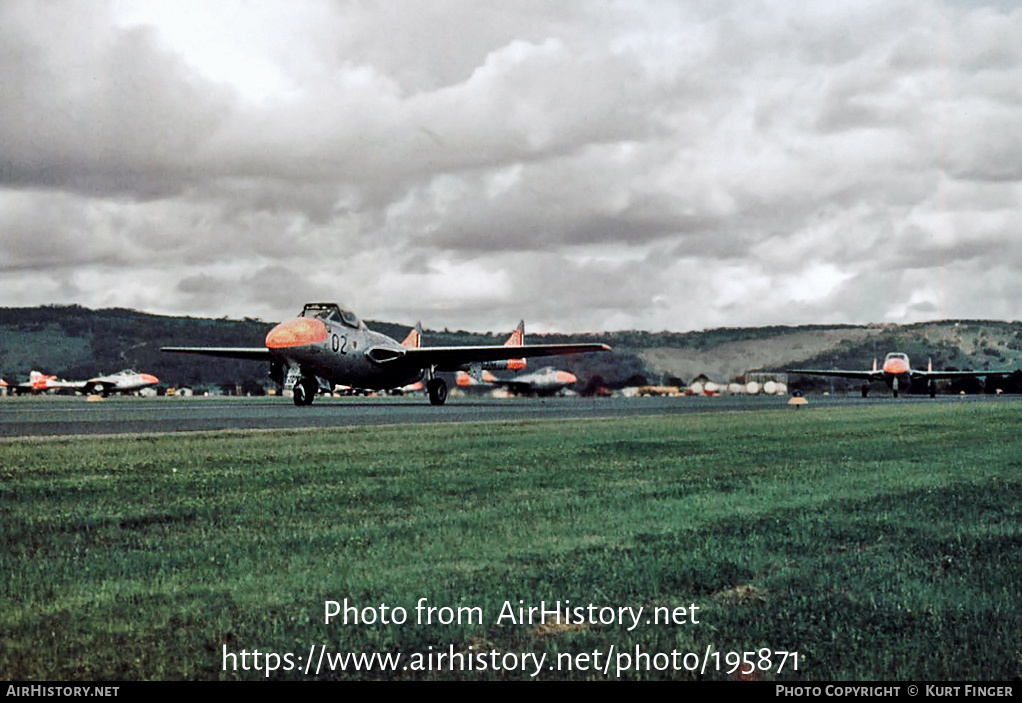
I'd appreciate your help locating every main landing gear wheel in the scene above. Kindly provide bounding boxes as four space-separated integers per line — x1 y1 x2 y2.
427 378 448 406
293 377 317 406
892 377 899 398
929 382 937 399
861 384 869 398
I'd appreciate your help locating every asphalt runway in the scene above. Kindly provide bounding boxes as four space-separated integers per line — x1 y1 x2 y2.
0 393 1014 438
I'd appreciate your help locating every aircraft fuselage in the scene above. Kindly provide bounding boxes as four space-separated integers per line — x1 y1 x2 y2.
880 354 912 393
265 314 423 391
84 371 160 395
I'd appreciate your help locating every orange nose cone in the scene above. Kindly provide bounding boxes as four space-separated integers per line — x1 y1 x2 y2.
142 374 159 384
266 318 328 349
556 371 577 385
883 359 909 375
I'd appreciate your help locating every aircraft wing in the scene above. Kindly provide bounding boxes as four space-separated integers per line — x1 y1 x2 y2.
161 347 275 361
162 343 609 369
788 369 882 381
53 380 87 390
396 343 611 372
912 368 1016 380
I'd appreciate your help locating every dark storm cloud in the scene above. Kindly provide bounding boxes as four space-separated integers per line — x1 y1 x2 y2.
1 0 1021 330
0 4 234 199
175 265 336 315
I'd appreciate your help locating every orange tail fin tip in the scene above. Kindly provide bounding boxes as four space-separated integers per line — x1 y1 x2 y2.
401 322 422 349
505 320 526 370
504 320 525 347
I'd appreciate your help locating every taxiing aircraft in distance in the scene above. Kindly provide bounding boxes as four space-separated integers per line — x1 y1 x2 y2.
162 303 610 406
790 352 1014 397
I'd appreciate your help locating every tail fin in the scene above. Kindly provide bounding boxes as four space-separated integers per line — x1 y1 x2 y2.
928 358 933 373
504 320 526 371
29 371 56 389
401 322 422 349
504 320 525 347
872 358 878 373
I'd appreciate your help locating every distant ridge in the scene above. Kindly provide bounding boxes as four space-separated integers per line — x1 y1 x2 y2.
1 305 1019 391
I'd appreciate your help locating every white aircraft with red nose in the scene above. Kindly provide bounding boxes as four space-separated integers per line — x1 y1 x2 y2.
162 303 610 405
457 366 579 396
13 370 78 394
791 352 1013 398
13 369 158 395
81 369 160 396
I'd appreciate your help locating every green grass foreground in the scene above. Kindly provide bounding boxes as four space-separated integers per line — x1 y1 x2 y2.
2 402 1021 680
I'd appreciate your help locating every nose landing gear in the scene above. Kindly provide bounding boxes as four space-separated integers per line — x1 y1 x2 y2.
293 376 318 406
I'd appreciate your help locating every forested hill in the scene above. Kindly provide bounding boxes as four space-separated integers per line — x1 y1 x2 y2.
2 305 1020 390
0 305 275 390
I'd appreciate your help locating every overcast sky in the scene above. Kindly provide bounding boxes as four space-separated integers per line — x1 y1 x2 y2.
2 1 1020 332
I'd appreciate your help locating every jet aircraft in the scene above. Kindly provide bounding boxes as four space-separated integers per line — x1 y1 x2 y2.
162 303 610 406
790 353 1013 397
80 370 160 396
455 369 500 393
13 371 80 394
457 366 579 396
13 369 159 396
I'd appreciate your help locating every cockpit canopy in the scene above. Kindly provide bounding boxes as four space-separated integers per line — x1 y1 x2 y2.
299 302 362 329
884 353 909 362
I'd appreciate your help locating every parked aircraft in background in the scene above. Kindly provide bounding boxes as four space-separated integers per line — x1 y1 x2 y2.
498 366 579 395
790 352 1014 397
457 366 579 396
12 369 159 396
162 302 610 406
456 369 500 393
80 370 160 396
13 371 80 394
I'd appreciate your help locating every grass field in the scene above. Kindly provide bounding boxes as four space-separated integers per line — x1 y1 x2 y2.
2 401 1021 680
